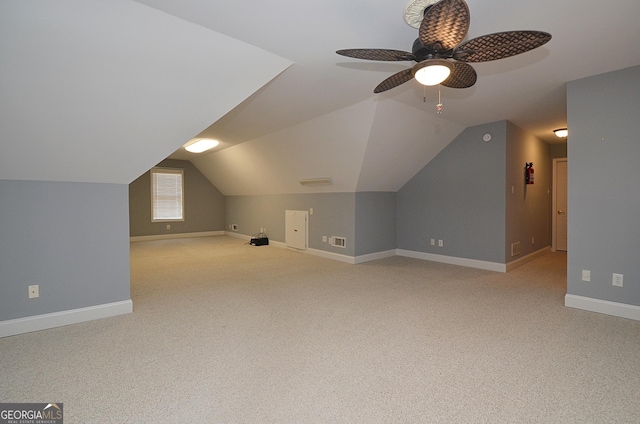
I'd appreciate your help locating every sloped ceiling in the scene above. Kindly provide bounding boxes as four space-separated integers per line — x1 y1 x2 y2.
0 0 291 184
146 0 640 195
356 100 465 192
2 0 640 194
191 98 464 195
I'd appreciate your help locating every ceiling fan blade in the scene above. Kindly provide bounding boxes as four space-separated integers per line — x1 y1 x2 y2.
453 31 552 62
374 68 414 93
336 49 415 61
419 0 470 52
441 61 477 88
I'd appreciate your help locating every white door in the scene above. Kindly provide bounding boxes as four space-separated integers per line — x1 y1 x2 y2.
285 210 308 250
553 159 568 251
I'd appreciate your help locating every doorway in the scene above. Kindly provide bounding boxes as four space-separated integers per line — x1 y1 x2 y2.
285 210 308 251
552 158 567 252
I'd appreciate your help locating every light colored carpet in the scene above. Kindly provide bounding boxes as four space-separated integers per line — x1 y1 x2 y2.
1 236 639 423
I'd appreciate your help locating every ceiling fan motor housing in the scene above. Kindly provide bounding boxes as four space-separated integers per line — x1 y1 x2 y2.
412 38 451 61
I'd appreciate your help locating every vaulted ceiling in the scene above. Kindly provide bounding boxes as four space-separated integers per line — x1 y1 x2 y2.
2 0 640 195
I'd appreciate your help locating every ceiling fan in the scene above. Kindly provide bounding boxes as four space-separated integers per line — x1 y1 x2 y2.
336 0 551 93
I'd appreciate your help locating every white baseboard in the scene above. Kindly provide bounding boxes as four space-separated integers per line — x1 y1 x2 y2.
224 232 286 249
506 246 551 272
354 249 397 264
0 300 133 338
225 235 507 271
226 233 357 263
396 249 506 272
307 248 355 264
565 294 640 321
130 231 224 242
225 231 251 241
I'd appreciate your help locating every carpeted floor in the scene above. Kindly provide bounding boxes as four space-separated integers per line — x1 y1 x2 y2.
1 236 639 423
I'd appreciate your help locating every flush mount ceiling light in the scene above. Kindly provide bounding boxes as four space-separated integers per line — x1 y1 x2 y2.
412 59 453 86
554 128 568 138
184 138 219 153
299 178 333 186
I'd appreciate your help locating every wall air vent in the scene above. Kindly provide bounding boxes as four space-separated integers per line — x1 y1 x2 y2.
299 178 333 186
511 242 521 257
330 236 346 248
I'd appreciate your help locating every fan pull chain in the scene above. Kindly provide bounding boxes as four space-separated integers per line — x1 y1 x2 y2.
436 85 443 114
423 85 426 103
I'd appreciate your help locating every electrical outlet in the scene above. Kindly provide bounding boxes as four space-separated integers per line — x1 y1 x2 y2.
438 240 443 247
310 208 314 215
166 224 170 230
28 285 39 299
322 236 327 243
612 273 624 287
581 270 591 282
430 239 435 246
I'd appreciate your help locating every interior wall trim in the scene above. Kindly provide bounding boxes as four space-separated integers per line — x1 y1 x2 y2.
506 246 551 272
225 232 358 263
396 249 507 272
0 300 133 338
306 248 354 264
224 231 251 241
353 250 397 264
130 231 224 242
231 236 507 269
565 294 640 322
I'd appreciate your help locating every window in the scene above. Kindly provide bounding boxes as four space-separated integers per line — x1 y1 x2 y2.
151 168 184 221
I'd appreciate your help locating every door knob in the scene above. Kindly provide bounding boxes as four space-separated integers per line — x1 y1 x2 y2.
558 210 564 214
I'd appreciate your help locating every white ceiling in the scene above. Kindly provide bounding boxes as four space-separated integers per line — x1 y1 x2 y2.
145 0 640 149
145 0 640 194
2 0 639 194
0 0 291 184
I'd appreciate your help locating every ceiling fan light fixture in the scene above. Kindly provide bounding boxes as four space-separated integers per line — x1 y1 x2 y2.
412 59 453 86
554 128 568 138
184 138 219 153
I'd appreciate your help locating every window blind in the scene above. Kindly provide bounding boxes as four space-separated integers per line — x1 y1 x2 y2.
151 169 184 221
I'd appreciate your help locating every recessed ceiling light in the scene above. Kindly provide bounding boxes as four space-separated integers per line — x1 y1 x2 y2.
184 138 219 153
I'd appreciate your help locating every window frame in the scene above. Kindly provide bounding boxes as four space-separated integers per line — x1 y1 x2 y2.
150 167 185 222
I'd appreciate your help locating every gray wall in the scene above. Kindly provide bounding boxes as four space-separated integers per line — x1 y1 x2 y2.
355 192 396 256
129 159 225 237
567 65 640 306
549 142 567 159
505 121 552 261
397 121 507 263
0 180 130 321
225 193 356 256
